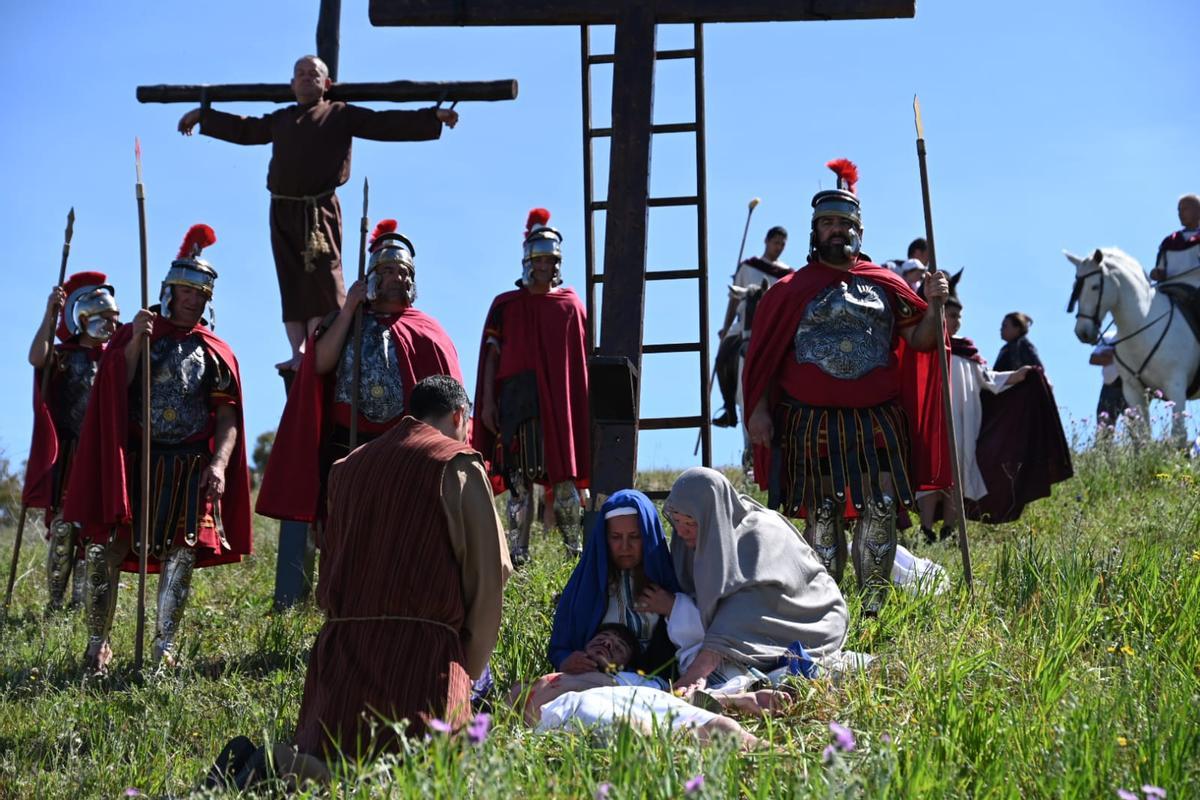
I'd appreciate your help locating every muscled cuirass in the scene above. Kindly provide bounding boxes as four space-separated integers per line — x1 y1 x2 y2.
794 275 894 379
133 334 221 444
334 314 405 424
54 348 100 439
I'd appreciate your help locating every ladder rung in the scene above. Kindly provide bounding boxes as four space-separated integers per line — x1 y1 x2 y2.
589 196 697 212
586 48 696 66
643 342 701 354
588 121 697 139
590 269 701 285
640 416 703 431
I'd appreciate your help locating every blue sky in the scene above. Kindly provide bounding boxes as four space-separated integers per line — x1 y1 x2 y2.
2 0 1197 473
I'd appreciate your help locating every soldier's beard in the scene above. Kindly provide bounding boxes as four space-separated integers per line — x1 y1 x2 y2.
817 239 850 265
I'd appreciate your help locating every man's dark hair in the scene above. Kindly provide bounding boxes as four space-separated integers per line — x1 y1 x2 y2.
907 237 927 258
766 226 788 240
409 375 469 420
593 623 642 666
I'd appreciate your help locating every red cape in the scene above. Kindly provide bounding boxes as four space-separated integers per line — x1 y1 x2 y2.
471 287 590 491
62 317 253 573
256 307 463 522
742 259 952 497
22 342 104 511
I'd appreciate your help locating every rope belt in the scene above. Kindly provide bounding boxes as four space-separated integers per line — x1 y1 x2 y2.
271 188 335 273
327 615 458 636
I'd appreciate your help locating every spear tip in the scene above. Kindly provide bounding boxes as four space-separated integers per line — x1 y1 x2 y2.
913 95 924 139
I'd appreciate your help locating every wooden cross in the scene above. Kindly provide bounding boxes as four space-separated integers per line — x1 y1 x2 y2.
371 1 915 499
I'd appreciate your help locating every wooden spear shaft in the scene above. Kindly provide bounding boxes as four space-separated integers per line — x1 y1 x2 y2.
4 209 75 615
348 178 369 450
913 96 973 593
134 139 152 670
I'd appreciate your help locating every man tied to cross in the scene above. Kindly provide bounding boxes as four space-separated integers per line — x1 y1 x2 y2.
177 55 459 371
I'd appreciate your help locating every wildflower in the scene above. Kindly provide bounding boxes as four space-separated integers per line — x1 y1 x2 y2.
1154 472 1171 480
829 721 856 752
595 782 613 800
880 733 892 744
1117 736 1129 747
467 713 491 746
1121 645 1135 657
124 791 141 798
1141 786 1166 799
1117 790 1138 800
427 718 452 734
685 774 705 795
1107 646 1116 654
823 744 836 763
1190 550 1200 563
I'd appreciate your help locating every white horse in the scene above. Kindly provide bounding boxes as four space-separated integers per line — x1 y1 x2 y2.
1065 247 1200 445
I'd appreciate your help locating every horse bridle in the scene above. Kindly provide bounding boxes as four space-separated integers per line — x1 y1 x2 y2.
1067 259 1175 383
1067 267 1104 325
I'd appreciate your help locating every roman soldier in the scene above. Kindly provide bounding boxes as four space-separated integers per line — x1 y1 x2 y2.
24 271 120 612
473 209 590 567
743 160 952 615
256 219 463 524
64 224 253 672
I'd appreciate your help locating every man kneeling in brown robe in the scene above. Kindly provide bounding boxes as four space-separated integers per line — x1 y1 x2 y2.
205 375 511 790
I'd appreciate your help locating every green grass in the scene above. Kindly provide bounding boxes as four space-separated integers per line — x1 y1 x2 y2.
1 441 1198 799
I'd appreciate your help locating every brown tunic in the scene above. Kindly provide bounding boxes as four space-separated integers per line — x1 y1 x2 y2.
200 101 443 322
294 417 510 759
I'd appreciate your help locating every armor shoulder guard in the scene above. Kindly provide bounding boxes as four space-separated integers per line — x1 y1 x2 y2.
205 347 235 394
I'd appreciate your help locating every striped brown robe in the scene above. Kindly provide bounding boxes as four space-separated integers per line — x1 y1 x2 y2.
294 417 508 758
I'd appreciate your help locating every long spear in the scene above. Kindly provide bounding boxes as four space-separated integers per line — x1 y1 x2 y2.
914 96 973 593
695 197 760 456
348 177 369 449
134 139 153 670
4 209 76 616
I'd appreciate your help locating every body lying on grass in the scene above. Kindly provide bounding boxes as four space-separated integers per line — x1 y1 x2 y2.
517 624 773 750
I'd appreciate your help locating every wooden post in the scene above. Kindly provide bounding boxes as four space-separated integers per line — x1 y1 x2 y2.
589 3 657 498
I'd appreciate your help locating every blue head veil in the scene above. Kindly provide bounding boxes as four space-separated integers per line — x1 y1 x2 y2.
546 489 680 670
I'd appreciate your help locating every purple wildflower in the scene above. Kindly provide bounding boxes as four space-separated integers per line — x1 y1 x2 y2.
467 713 491 745
1117 790 1139 800
427 718 453 734
124 791 141 798
829 721 856 752
880 733 892 744
822 744 837 763
685 774 705 795
595 782 613 800
1141 786 1166 799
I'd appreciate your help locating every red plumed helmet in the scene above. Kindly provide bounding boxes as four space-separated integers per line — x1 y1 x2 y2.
176 223 217 260
56 270 110 342
826 158 859 194
370 219 398 249
525 207 551 238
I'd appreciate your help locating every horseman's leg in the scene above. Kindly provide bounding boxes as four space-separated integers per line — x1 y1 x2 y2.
506 470 534 567
83 535 129 674
152 545 198 667
46 518 79 613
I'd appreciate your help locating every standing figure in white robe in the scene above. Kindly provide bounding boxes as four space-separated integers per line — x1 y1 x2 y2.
918 299 1032 542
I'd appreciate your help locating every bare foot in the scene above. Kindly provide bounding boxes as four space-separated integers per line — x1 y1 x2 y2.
83 640 113 677
275 354 302 372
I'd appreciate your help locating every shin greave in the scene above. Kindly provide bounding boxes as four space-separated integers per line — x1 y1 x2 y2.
506 472 534 565
153 546 197 665
84 542 122 655
552 481 583 557
853 496 897 616
805 497 846 583
46 519 79 611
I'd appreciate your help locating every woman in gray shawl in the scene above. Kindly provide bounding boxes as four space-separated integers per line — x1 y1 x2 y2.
665 467 849 692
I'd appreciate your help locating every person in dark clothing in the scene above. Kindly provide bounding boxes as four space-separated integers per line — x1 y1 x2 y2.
994 311 1043 371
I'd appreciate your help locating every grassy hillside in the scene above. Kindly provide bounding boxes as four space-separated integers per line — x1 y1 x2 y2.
0 441 1197 798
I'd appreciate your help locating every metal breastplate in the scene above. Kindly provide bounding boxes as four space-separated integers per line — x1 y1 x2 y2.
794 275 894 379
134 334 214 444
54 349 100 439
334 315 405 424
